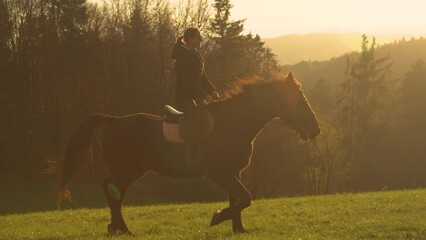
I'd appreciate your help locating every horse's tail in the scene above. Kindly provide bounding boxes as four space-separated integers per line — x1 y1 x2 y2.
55 114 116 209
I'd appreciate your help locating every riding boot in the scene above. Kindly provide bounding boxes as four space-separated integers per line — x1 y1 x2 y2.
177 100 205 172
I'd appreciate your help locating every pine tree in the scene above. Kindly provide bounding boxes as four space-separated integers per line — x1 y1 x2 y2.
339 35 392 140
208 0 278 84
398 59 426 144
337 34 393 190
310 78 333 114
208 0 246 83
394 59 426 186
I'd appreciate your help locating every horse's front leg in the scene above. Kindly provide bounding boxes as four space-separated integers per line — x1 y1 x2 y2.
209 174 251 233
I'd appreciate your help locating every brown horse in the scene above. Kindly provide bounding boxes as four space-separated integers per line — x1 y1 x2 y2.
54 72 320 235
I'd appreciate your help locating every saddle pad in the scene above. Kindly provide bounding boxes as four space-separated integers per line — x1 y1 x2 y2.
162 121 183 143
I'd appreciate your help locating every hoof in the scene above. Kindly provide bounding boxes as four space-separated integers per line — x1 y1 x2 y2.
210 210 229 227
210 210 221 226
107 223 133 236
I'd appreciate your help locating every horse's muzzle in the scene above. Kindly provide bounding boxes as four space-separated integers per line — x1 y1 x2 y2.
299 126 321 141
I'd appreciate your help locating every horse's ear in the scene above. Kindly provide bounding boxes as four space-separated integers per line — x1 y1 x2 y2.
286 72 302 89
287 72 296 84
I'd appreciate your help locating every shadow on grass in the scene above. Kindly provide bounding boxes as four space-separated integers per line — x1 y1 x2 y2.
0 173 226 216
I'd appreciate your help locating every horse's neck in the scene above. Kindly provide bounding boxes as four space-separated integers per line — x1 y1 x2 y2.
210 91 272 142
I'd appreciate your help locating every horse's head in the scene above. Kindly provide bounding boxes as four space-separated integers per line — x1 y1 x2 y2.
251 72 320 141
277 72 320 140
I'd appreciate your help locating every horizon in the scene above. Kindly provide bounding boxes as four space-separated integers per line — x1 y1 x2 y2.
262 32 426 40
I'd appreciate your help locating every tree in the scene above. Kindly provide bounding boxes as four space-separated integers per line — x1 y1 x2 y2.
337 34 393 190
309 78 333 115
392 59 426 187
0 0 15 180
152 0 176 108
174 0 211 34
303 121 344 194
208 0 246 84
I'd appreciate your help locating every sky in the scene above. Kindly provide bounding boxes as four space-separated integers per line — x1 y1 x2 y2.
92 0 426 38
225 0 426 37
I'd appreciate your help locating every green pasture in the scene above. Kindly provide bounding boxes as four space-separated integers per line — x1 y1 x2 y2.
0 183 424 240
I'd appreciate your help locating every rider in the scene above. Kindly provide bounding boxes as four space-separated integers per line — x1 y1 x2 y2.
171 27 220 169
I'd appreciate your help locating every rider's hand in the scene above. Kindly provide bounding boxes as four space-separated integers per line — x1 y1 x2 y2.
211 91 221 100
194 98 207 107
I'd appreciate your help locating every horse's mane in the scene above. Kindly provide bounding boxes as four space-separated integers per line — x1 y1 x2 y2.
217 72 302 101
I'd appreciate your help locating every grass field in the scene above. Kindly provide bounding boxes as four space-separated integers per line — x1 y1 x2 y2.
0 185 425 240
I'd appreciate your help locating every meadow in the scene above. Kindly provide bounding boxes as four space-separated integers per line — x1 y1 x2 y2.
0 183 424 240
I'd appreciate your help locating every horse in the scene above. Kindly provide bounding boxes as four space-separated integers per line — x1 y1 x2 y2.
53 72 320 235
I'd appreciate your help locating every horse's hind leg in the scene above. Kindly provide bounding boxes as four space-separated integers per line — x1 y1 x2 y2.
102 177 133 234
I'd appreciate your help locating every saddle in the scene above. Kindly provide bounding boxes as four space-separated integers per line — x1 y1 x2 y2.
163 105 184 124
162 105 214 143
162 105 184 142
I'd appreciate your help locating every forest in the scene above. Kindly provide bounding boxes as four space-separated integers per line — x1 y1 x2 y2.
0 0 425 200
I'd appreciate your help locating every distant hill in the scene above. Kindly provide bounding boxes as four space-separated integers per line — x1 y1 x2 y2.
280 37 426 93
264 33 425 65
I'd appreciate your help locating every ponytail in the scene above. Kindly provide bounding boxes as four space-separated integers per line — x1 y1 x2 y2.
176 36 185 45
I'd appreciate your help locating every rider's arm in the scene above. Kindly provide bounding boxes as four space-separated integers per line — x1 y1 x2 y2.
176 53 208 99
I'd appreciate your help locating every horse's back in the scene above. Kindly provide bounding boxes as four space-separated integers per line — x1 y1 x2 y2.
102 112 161 137
101 113 164 152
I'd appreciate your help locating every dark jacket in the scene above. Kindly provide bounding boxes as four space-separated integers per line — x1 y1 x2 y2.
171 43 216 105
